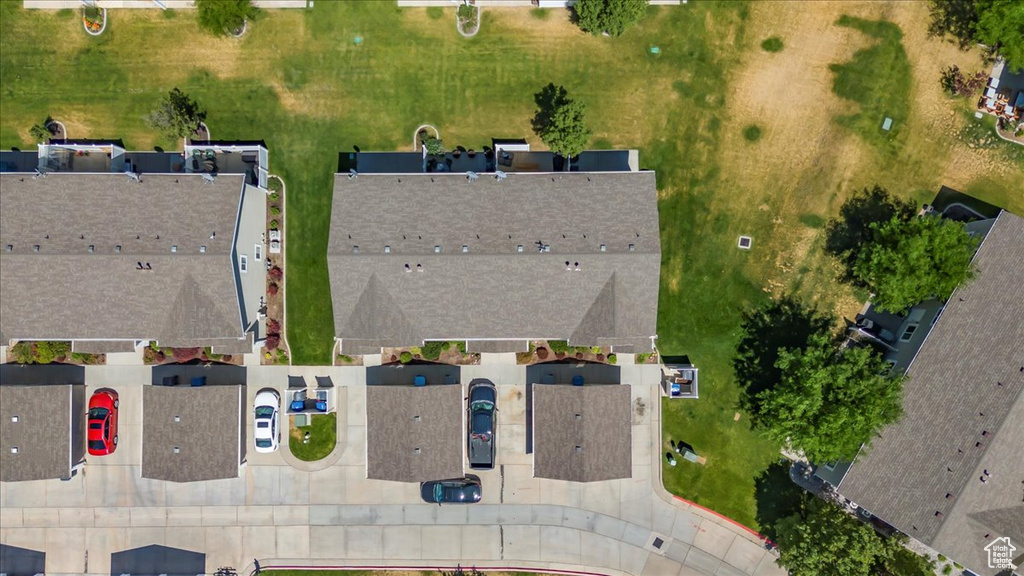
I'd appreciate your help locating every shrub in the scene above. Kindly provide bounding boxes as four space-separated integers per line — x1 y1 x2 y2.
270 205 281 216
607 354 617 364
590 346 602 354
576 352 584 359
942 564 952 575
573 0 648 37
421 341 444 361
10 342 35 364
338 354 353 363
441 341 451 351
269 266 283 280
267 318 281 333
636 353 650 363
148 88 206 140
36 341 70 364
222 354 233 362
761 36 784 52
743 124 763 142
596 353 605 362
549 340 570 354
195 0 259 36
265 334 280 350
267 282 279 296
155 351 166 362
276 349 288 363
399 351 413 364
30 118 55 143
456 341 467 354
172 347 200 362
269 219 279 229
536 347 550 360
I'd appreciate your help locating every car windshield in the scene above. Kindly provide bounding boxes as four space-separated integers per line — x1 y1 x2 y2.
88 440 106 451
255 439 272 448
88 407 108 420
254 406 275 418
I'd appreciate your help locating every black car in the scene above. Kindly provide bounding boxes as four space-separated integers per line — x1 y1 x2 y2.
420 476 482 504
467 379 497 469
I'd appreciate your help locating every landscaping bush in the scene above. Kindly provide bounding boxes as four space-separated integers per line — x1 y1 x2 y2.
636 352 650 363
573 0 648 37
338 354 353 363
268 191 280 201
148 88 206 140
10 342 34 364
441 341 451 351
536 347 550 360
421 341 445 361
155 351 166 362
270 205 281 216
549 340 570 354
456 341 467 354
590 346 603 354
607 353 617 364
195 0 259 36
596 353 605 362
399 351 413 363
267 318 281 333
35 341 70 363
267 282 279 296
265 334 280 350
761 36 784 52
269 219 279 229
172 347 200 362
29 117 55 143
269 266 283 280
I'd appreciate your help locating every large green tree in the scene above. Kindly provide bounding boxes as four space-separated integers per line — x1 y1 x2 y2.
195 0 259 37
776 498 901 576
975 0 1024 71
531 83 592 159
928 0 1024 70
852 216 979 313
824 186 916 285
573 0 648 37
755 334 905 462
147 88 207 141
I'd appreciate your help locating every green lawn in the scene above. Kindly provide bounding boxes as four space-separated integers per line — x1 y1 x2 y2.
2 1 1022 530
289 413 336 461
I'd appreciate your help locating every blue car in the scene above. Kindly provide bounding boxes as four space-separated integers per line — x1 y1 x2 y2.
467 379 497 469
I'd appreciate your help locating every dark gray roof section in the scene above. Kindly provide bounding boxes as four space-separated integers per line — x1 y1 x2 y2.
365 385 463 482
142 384 244 482
0 172 247 345
71 340 137 354
467 340 530 353
328 172 660 351
532 384 632 482
838 212 1024 573
0 384 84 482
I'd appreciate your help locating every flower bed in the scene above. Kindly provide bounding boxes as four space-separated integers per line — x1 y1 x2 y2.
383 341 480 365
7 341 103 365
142 343 240 365
82 6 106 36
516 340 623 365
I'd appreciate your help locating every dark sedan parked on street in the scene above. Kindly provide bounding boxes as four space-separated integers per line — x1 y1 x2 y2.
420 476 482 504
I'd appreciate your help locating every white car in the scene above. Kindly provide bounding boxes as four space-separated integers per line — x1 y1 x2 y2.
253 389 281 453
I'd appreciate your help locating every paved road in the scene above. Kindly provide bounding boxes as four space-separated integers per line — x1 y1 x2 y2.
0 361 784 576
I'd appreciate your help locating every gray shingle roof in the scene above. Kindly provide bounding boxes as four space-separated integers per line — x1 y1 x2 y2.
0 173 247 345
532 384 632 482
328 172 660 351
142 384 244 482
0 384 83 482
365 385 463 482
838 211 1024 574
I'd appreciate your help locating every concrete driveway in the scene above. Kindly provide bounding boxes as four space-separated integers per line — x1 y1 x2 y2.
0 361 784 576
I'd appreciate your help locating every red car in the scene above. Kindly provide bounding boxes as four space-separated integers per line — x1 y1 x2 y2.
87 389 119 456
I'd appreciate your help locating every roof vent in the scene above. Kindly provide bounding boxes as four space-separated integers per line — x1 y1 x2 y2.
434 245 441 253
574 413 582 420
462 245 468 253
173 446 180 454
125 171 142 183
413 447 421 454
348 169 358 179
88 245 95 253
600 244 606 252
4 245 11 252
10 447 18 454
10 416 19 423
384 245 391 254
466 171 479 182
199 245 206 253
171 245 178 253
352 245 359 254
575 446 582 453
516 245 523 253
174 415 181 423
115 245 122 253
413 415 421 422
628 243 635 252
495 170 507 181
33 245 40 252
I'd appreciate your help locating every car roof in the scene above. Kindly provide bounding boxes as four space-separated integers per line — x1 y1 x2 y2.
254 390 280 406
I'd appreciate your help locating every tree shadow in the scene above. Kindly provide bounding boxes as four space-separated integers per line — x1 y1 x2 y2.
824 185 915 284
754 460 807 542
531 82 570 136
733 296 832 420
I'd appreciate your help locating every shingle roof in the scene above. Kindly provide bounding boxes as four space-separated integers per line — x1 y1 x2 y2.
142 384 244 482
365 385 463 482
0 385 81 482
838 211 1024 574
328 172 660 351
532 384 632 482
0 173 247 344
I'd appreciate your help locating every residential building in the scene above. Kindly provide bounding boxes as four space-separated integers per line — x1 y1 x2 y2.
0 365 87 482
328 144 661 355
142 366 246 482
820 211 1024 576
0 140 269 355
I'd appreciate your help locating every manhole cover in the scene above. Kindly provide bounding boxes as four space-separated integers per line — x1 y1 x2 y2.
652 537 665 549
738 236 752 249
